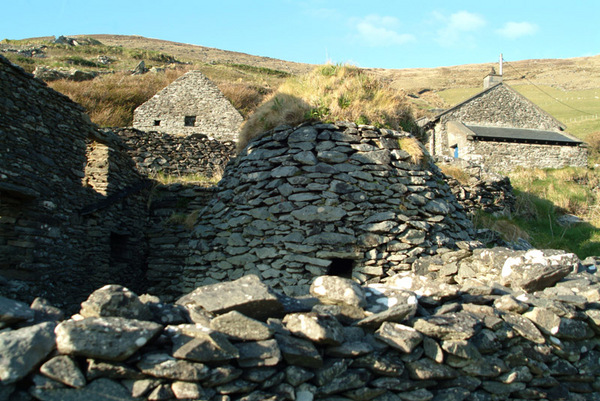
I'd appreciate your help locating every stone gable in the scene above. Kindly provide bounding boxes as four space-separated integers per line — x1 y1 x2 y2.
426 83 587 171
133 70 243 141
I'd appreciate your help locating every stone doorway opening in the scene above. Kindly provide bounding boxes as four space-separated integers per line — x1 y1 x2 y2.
327 258 354 278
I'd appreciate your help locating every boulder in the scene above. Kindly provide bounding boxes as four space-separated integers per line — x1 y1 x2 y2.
176 275 284 321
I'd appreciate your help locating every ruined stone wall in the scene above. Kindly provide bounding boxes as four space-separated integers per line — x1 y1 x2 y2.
436 156 516 217
132 71 243 141
0 55 149 308
113 127 235 179
463 139 588 171
3 247 600 401
433 84 564 156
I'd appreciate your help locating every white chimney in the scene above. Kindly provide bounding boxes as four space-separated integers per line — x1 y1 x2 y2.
483 54 503 89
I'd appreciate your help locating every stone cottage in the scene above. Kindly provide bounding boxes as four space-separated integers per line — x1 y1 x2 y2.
133 70 243 141
423 72 587 171
159 122 476 298
0 55 149 308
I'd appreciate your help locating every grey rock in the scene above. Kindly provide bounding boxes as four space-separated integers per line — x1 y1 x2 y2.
171 381 208 400
79 284 152 321
30 298 65 323
315 369 371 397
293 150 318 165
210 310 274 341
285 365 315 386
176 275 284 321
137 352 210 381
170 325 239 362
271 165 300 178
405 358 458 380
310 275 366 308
30 378 137 401
0 321 56 384
500 249 578 292
375 322 423 353
356 303 418 329
202 365 243 387
55 317 162 361
235 339 282 367
501 312 545 344
326 341 373 358
283 312 345 345
86 359 145 380
318 150 348 164
412 312 481 340
0 295 34 324
275 333 323 368
288 127 318 143
291 205 346 222
40 355 85 388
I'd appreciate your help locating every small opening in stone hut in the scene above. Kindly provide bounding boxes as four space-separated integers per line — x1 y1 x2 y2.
109 232 129 264
153 120 161 126
184 116 196 127
327 258 354 278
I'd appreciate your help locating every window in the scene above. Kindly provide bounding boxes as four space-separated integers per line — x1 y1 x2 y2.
153 120 161 126
184 116 196 127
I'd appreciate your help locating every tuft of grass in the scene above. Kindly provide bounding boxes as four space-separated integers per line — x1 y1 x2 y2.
165 210 199 230
218 82 272 118
224 63 291 78
439 164 471 185
238 64 413 151
398 136 428 166
151 171 222 186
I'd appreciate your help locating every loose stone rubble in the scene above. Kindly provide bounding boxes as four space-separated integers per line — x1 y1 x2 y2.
2 255 600 400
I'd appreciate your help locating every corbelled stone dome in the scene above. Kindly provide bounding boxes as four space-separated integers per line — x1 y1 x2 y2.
181 122 476 295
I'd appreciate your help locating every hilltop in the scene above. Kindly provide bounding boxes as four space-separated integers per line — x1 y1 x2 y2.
2 34 598 139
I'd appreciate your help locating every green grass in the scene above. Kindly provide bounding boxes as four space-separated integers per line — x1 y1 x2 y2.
478 167 600 258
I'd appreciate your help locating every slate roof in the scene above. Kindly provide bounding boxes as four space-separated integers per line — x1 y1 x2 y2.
425 83 567 131
465 125 583 145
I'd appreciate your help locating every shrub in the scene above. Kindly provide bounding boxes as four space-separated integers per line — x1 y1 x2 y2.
237 64 413 152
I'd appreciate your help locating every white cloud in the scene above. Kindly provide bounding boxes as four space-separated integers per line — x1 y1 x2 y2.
497 21 539 39
353 14 416 47
435 10 486 47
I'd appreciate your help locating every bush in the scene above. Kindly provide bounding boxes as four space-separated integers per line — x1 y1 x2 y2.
238 64 413 151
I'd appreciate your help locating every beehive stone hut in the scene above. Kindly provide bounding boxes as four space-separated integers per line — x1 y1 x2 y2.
132 70 243 141
159 122 477 297
0 55 149 307
423 73 587 171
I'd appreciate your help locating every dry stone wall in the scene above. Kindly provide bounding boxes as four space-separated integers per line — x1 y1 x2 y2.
165 122 477 299
436 156 516 217
2 248 600 400
0 55 149 309
113 127 235 179
464 139 588 171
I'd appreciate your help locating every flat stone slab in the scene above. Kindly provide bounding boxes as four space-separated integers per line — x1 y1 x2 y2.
375 322 423 353
0 322 56 384
30 378 137 401
412 312 481 340
283 312 345 346
210 311 274 341
55 317 162 361
137 353 210 381
176 275 284 321
0 295 34 324
275 333 323 368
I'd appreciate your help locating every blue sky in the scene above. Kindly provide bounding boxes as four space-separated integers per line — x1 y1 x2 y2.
2 0 598 69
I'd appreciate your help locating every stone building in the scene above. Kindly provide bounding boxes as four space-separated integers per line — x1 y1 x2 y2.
423 73 587 171
0 55 149 307
158 122 476 298
132 70 243 141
